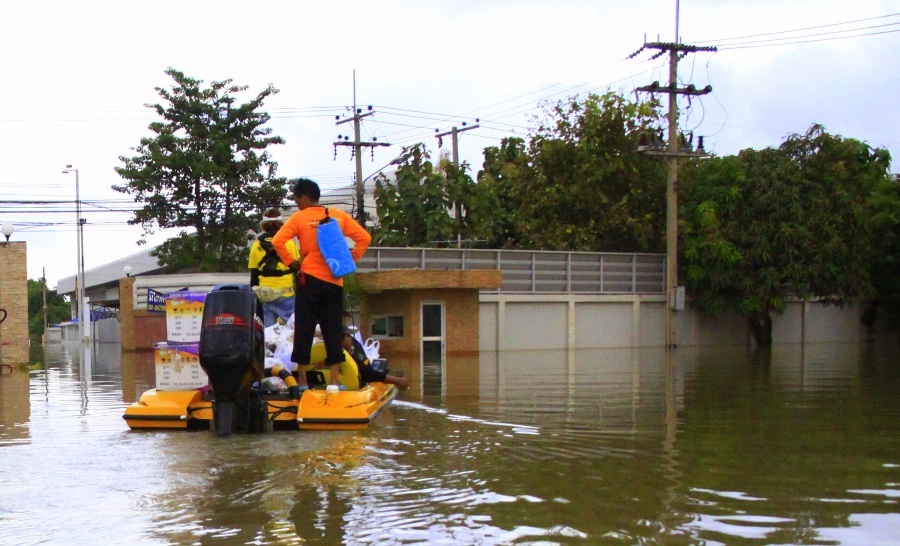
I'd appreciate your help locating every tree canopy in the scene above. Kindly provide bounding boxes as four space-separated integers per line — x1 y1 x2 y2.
680 124 892 344
27 278 71 339
513 92 666 252
114 68 287 272
372 143 460 247
473 137 532 248
866 173 900 326
372 92 667 253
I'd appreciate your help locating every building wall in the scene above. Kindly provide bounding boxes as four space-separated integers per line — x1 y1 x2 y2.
0 242 29 366
119 276 166 351
480 294 669 351
360 288 481 357
360 291 414 355
117 272 881 355
120 277 136 351
480 294 874 351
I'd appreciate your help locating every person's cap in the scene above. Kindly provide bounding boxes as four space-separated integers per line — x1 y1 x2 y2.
342 325 355 336
261 208 284 224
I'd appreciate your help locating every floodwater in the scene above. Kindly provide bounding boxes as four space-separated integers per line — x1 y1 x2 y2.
2 340 900 545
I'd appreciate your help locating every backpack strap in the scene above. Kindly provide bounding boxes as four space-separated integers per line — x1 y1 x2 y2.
257 234 292 277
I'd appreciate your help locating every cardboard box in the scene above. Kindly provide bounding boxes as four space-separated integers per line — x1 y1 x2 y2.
165 291 206 343
154 342 208 391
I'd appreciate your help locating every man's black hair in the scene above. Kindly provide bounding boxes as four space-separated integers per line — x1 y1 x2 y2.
291 178 320 201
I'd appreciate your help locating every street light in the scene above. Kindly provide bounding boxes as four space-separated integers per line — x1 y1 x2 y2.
356 153 409 224
364 153 409 184
62 165 87 343
1 223 13 242
123 265 132 277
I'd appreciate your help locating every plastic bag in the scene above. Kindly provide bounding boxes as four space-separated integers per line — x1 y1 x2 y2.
273 342 295 371
260 376 288 394
363 338 380 361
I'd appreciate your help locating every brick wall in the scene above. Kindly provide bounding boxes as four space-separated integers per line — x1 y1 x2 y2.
119 277 135 350
0 242 30 366
357 270 495 359
119 276 166 352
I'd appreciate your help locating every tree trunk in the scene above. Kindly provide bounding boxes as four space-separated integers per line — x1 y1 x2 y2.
748 312 773 346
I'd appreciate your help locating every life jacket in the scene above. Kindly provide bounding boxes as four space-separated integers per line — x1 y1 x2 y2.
348 337 370 367
257 234 292 277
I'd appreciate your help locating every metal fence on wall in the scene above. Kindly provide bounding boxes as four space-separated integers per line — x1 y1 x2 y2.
127 249 665 309
357 247 665 294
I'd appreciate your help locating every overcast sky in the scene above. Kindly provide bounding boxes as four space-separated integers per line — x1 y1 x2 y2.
1 0 898 289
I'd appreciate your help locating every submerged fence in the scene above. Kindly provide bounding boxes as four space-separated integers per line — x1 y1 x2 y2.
357 247 666 294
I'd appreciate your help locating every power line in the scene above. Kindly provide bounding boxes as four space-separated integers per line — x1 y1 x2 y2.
694 12 900 44
717 27 900 50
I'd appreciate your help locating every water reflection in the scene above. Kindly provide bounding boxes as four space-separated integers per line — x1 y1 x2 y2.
0 340 898 545
0 367 29 443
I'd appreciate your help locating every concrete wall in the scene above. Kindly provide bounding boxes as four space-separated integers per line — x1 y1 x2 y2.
116 271 881 355
0 242 29 366
481 295 875 350
480 294 669 351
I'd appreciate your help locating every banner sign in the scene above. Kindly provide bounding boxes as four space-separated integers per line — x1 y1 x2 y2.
147 289 167 314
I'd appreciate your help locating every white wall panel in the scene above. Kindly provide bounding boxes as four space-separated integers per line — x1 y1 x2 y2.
504 302 567 350
575 303 633 348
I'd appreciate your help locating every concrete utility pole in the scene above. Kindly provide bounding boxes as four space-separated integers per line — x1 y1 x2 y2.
42 267 48 337
435 122 479 248
631 40 716 349
334 71 390 228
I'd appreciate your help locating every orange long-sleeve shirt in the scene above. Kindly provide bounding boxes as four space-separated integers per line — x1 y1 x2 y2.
271 205 371 286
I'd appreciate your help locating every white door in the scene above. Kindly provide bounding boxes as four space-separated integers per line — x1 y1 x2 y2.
420 302 445 396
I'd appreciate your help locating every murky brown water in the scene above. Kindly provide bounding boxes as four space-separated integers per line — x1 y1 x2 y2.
2 340 899 545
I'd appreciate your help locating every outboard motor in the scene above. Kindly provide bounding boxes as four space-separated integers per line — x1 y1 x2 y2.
199 284 265 436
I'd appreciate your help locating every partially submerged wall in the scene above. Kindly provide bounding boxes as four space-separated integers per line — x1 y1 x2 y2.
0 242 29 366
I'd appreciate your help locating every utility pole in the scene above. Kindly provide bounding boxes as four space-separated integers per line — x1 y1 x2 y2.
334 71 389 228
631 39 715 349
435 122 479 248
42 267 48 339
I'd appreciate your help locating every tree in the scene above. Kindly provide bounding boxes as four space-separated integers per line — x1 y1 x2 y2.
867 174 900 329
472 137 532 248
372 144 456 247
114 68 287 273
681 125 890 345
27 278 71 338
512 91 666 252
443 159 479 247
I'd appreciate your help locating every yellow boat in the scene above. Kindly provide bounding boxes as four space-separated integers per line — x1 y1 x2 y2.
123 380 398 432
123 284 399 434
122 388 214 430
265 381 398 431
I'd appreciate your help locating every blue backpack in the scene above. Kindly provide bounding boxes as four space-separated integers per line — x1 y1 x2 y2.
317 208 356 278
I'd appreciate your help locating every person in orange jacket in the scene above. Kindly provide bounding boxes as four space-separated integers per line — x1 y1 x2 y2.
271 178 371 392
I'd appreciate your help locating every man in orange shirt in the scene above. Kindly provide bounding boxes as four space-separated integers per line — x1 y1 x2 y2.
271 178 372 392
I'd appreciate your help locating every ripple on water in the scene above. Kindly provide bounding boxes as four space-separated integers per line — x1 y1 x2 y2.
5 342 900 545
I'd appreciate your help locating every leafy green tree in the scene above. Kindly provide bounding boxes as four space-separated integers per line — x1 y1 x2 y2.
473 137 532 248
513 91 666 252
443 159 479 247
681 125 890 345
114 68 287 272
867 175 900 328
27 278 71 338
372 144 456 246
